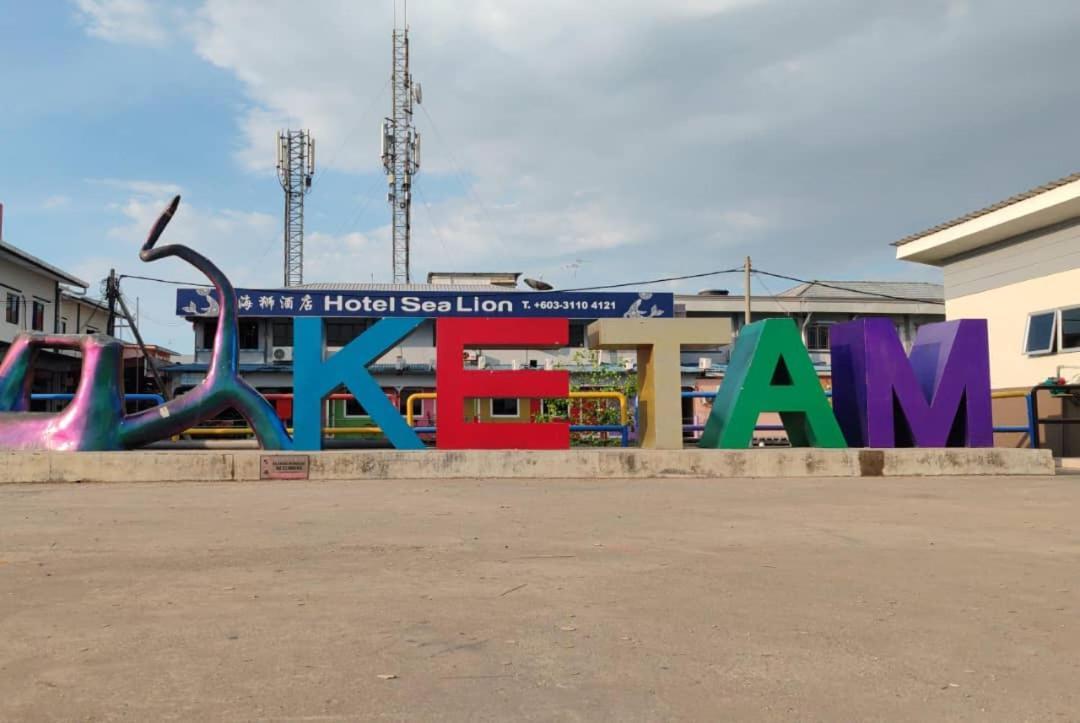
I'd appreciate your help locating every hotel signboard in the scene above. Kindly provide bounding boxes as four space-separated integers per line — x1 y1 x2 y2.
175 288 675 319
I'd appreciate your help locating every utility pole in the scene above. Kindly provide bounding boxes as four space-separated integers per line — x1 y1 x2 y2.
277 129 315 287
105 268 119 336
744 256 752 326
105 274 169 400
382 6 422 284
115 291 168 400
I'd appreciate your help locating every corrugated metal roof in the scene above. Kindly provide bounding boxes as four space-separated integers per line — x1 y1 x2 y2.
60 290 110 311
295 282 524 293
892 172 1080 247
777 280 944 301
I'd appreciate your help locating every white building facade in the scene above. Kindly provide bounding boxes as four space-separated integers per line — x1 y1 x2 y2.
894 172 1080 390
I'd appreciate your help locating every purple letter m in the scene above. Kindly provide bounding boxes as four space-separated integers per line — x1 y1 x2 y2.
830 318 993 448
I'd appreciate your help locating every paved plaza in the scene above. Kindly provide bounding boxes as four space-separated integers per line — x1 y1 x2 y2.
1 475 1078 720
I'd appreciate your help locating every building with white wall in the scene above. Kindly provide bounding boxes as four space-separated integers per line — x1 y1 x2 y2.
0 212 92 402
894 172 1080 390
894 172 1080 454
0 243 88 346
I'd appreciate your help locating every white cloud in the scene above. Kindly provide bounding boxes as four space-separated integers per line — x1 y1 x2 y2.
89 178 184 198
102 191 276 285
88 0 1080 293
80 181 281 347
88 180 462 342
179 0 780 274
41 195 72 210
72 0 170 46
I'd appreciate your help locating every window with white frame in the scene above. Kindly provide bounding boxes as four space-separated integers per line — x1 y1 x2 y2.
31 301 45 331
1025 311 1058 355
805 323 832 351
1061 306 1080 353
489 398 520 417
5 293 19 325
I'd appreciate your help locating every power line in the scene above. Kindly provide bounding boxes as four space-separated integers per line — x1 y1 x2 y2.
416 103 509 253
114 266 943 305
751 271 794 317
321 172 388 243
414 184 450 259
309 79 390 191
555 268 743 292
752 270 945 305
119 273 211 287
253 80 391 267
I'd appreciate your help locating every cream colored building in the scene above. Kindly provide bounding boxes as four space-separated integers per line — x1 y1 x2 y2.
1 241 88 346
1 227 92 402
59 290 110 336
894 172 1080 391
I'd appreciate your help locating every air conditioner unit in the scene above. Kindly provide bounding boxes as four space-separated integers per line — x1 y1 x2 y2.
511 359 521 370
623 358 634 371
395 355 406 371
477 355 488 369
698 356 712 371
271 346 293 362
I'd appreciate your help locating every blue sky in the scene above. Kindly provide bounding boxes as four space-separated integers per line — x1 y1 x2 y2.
3 0 1080 350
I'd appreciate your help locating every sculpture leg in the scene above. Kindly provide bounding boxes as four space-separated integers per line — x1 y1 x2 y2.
230 381 293 450
0 336 38 412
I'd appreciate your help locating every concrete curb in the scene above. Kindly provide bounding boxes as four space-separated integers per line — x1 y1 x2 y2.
0 448 1056 483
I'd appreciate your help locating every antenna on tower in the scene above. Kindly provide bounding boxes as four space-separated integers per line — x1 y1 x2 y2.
277 129 315 287
382 4 420 284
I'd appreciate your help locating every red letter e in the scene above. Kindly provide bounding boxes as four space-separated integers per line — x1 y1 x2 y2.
436 318 570 449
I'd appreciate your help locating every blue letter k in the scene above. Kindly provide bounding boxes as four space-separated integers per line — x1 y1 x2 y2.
293 317 426 450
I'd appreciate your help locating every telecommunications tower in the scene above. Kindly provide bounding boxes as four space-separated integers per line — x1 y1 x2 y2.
277 129 315 287
381 13 422 283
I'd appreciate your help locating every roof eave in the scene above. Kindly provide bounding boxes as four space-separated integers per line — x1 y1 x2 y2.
0 241 88 288
895 178 1080 266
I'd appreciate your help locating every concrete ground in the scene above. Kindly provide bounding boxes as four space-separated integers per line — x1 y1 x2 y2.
0 476 1077 721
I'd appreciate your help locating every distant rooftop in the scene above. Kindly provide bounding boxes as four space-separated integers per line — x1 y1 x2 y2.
777 280 944 302
295 282 523 293
60 290 110 310
426 271 521 288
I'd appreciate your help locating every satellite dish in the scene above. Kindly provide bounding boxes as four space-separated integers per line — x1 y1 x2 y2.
413 82 423 104
524 278 554 291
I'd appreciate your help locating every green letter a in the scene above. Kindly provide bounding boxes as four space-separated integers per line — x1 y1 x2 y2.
700 319 846 449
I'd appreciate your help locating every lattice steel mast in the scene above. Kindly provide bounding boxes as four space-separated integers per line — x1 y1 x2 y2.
381 14 421 283
276 129 315 287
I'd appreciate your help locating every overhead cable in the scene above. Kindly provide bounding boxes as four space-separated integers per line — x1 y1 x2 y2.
115 266 944 304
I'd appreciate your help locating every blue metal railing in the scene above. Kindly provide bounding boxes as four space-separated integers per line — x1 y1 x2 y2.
679 390 1038 442
412 423 630 447
31 393 166 406
27 390 1038 450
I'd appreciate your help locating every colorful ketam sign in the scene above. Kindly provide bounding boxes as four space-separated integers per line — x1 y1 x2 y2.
176 288 675 319
0 197 997 454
